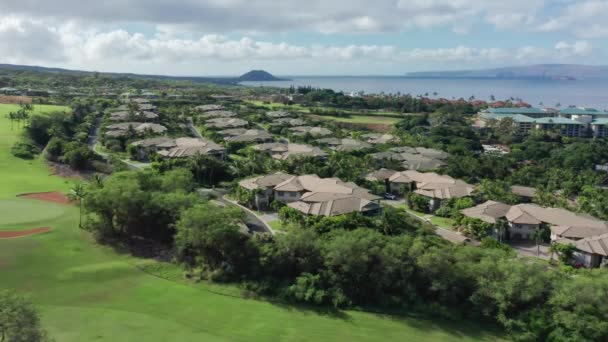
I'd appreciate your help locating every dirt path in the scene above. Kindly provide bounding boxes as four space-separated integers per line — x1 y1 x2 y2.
0 227 51 239
17 191 72 205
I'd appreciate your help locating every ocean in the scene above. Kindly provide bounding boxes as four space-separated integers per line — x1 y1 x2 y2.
241 77 608 109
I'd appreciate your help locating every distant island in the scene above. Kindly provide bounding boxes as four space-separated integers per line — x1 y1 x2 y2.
0 63 286 85
405 64 608 80
238 70 287 82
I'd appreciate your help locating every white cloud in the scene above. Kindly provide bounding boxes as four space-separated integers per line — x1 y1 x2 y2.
537 0 608 38
0 16 600 75
1 0 548 34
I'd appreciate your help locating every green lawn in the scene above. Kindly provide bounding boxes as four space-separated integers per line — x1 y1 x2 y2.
268 220 284 231
310 114 401 125
0 104 73 198
0 104 503 341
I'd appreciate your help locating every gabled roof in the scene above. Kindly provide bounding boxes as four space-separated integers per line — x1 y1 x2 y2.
316 138 371 152
365 168 398 182
239 172 294 191
551 225 608 240
200 110 237 119
506 204 607 229
570 233 608 256
511 185 537 198
461 201 511 224
196 104 224 112
253 143 327 160
206 118 248 129
288 197 380 217
109 111 159 121
221 129 273 143
361 133 397 145
290 126 332 137
485 107 548 115
133 137 225 158
266 111 291 118
271 118 306 127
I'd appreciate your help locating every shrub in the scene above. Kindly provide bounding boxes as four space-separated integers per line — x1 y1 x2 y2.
11 139 40 159
408 193 430 213
45 137 65 160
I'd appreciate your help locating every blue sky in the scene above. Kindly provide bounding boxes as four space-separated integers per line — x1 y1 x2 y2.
0 0 607 75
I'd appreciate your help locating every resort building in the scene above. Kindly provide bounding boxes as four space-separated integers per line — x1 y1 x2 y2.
476 107 608 137
239 173 382 216
253 143 327 160
130 137 226 160
219 129 273 143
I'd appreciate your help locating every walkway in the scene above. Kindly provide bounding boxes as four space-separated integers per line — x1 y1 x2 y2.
219 195 275 235
383 199 477 245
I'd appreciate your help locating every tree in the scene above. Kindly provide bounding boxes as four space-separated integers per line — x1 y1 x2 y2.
174 203 250 276
532 227 544 258
67 182 87 229
549 243 576 264
0 290 49 342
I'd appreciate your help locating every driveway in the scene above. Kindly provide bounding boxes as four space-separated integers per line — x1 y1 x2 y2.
509 241 552 260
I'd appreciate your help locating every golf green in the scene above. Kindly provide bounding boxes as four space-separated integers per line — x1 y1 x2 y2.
0 198 68 229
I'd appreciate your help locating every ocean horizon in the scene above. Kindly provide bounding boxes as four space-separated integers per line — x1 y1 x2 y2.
241 76 608 110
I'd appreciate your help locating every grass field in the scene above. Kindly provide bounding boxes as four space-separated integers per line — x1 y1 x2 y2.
310 114 402 125
0 105 503 341
0 104 73 198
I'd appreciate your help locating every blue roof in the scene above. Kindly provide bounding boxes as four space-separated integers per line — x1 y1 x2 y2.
534 117 582 125
480 113 535 123
592 119 608 125
487 107 548 115
560 108 608 116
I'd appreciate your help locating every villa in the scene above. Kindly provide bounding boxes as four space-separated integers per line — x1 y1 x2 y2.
196 104 224 112
239 173 382 216
367 169 475 211
253 143 327 160
109 110 159 122
372 146 448 171
289 126 332 137
131 137 226 160
315 138 372 152
219 128 273 143
475 107 608 137
361 133 398 145
105 122 167 137
205 117 248 129
266 110 292 119
270 118 306 127
200 110 237 119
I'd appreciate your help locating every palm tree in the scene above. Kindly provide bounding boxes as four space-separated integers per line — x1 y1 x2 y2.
532 227 545 258
67 183 87 229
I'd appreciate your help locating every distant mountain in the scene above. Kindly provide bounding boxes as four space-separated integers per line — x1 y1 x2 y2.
238 70 286 81
0 64 286 84
405 64 608 80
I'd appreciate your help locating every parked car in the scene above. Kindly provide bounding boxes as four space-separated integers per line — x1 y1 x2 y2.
383 193 397 200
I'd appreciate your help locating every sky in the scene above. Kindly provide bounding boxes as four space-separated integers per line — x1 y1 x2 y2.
0 0 607 76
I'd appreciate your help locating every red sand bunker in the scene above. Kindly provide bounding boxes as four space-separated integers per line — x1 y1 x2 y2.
0 227 51 239
17 191 71 205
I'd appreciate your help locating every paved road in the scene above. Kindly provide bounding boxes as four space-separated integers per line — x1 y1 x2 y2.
199 189 273 235
186 117 203 138
86 117 102 149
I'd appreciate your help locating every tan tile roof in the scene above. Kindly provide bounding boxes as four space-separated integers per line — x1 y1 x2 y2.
365 169 398 182
206 118 248 129
290 126 332 137
511 185 537 198
196 104 224 112
362 133 397 145
238 172 294 191
506 204 607 228
551 225 608 240
221 129 273 143
571 233 608 256
135 137 225 158
253 143 327 160
461 200 512 224
266 111 291 118
200 110 237 119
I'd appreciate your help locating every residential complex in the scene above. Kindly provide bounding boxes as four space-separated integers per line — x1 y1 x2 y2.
475 107 608 137
239 173 381 216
